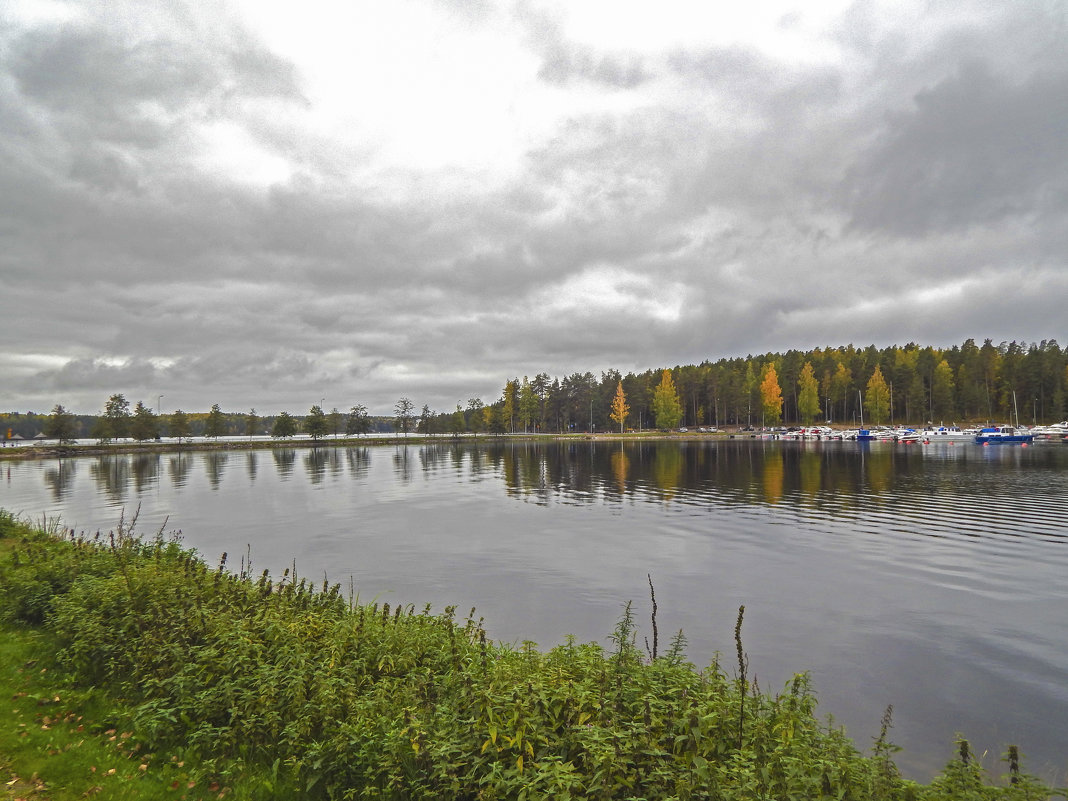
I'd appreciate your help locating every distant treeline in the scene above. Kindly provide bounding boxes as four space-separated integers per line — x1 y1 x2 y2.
4 338 1066 441
428 337 1067 433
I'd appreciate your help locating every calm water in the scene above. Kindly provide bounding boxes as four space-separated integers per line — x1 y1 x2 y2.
3 439 1067 781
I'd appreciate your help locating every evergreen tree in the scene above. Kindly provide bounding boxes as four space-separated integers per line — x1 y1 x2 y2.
394 397 415 434
466 399 484 433
103 393 131 440
246 408 260 438
204 403 225 439
931 359 957 422
519 377 538 433
346 405 371 436
305 405 328 440
169 410 190 443
501 380 517 433
130 401 159 442
450 404 466 436
272 411 296 438
830 362 853 424
44 404 77 443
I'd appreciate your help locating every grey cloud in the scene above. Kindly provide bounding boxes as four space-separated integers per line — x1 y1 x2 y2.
515 2 651 88
538 42 650 88
845 62 1068 236
2 1 1066 417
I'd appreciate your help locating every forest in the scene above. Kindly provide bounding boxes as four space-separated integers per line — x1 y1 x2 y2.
3 338 1065 440
425 337 1066 434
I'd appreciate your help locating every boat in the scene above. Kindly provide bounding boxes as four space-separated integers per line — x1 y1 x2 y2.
1030 421 1068 440
857 427 895 441
920 425 973 441
893 428 922 443
975 426 1034 444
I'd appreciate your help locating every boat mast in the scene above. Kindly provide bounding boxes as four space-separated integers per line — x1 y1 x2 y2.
1013 390 1020 428
858 389 864 428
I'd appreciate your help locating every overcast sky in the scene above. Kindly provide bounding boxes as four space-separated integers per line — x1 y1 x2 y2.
2 0 1065 415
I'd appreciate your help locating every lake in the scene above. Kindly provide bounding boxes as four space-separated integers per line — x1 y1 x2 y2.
2 438 1067 781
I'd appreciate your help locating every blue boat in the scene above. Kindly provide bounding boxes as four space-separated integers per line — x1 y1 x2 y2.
975 426 1034 444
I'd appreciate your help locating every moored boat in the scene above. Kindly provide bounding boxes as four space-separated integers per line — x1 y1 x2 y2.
920 425 973 441
975 426 1034 444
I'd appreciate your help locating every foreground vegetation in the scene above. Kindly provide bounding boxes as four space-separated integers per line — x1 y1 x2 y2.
1 510 1061 800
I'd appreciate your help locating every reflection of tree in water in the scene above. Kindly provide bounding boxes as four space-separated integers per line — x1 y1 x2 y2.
864 448 893 495
419 445 446 474
305 448 329 484
761 448 784 504
652 444 684 501
43 459 76 501
477 440 917 515
498 443 554 504
273 449 296 478
346 447 371 479
246 452 258 481
610 447 629 495
799 448 822 498
90 456 130 503
393 446 413 484
328 448 343 477
168 453 192 488
204 452 229 490
131 454 160 494
449 444 466 475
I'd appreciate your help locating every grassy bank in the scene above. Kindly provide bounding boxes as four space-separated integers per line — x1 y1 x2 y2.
0 510 1060 800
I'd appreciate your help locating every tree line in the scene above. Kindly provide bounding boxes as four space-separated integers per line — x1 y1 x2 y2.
6 338 1066 443
420 338 1067 433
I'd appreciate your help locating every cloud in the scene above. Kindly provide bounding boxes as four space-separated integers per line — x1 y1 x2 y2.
845 63 1068 236
1 1 1065 415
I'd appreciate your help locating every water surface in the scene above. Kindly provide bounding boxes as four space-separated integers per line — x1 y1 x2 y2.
3 438 1067 781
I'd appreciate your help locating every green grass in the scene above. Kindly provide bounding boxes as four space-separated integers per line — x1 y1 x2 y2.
0 508 1062 800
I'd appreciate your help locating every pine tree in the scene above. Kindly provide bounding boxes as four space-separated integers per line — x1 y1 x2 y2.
305 405 328 440
272 411 296 438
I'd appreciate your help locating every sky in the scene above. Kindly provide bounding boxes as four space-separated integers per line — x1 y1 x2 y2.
2 0 1066 416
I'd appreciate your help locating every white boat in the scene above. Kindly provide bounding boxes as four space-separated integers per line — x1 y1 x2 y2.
893 428 922 443
1030 421 1068 440
919 425 973 441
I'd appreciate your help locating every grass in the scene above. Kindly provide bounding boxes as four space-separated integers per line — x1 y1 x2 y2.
0 508 1062 800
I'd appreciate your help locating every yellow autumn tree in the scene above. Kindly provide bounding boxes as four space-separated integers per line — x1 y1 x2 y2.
609 381 629 433
864 365 891 424
798 362 820 424
760 364 783 425
652 370 683 430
